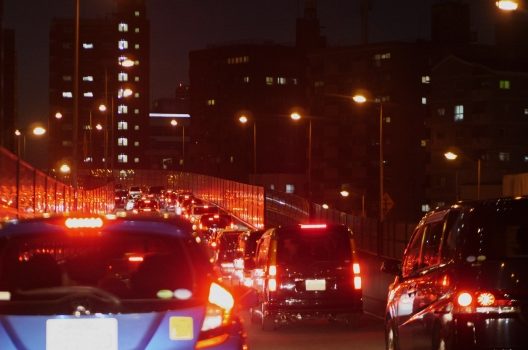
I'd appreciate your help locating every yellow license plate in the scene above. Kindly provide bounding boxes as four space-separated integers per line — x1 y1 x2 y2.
169 316 194 340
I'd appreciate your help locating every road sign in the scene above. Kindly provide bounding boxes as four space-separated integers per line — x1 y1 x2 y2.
382 192 394 216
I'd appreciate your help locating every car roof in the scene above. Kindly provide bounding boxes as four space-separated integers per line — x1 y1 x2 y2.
0 216 193 239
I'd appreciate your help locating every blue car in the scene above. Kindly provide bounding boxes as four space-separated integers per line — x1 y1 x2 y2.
0 215 247 349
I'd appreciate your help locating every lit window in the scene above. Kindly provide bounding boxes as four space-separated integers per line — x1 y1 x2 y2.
499 152 510 161
118 40 128 50
269 184 275 190
134 11 140 17
524 108 528 115
292 78 298 85
421 75 431 84
118 138 128 146
524 155 528 162
62 140 72 147
134 76 140 82
118 105 128 114
135 60 140 66
134 92 140 98
134 44 140 49
82 43 94 49
134 109 139 114
134 157 139 163
118 154 128 163
207 99 216 106
314 81 324 87
62 75 72 81
499 80 511 90
118 72 128 81
117 121 128 130
421 204 431 212
265 77 273 85
454 105 464 122
277 77 286 85
421 97 427 105
385 117 391 123
82 76 94 82
135 28 140 33
382 52 391 59
83 92 93 98
134 125 139 130
118 23 128 32
420 140 427 147
134 141 139 146
62 92 73 98
243 76 250 83
437 108 446 116
285 184 295 194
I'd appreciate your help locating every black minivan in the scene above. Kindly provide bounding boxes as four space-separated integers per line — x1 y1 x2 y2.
251 224 363 330
382 197 528 350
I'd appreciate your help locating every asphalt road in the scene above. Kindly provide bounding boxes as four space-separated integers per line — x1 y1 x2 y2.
241 311 386 350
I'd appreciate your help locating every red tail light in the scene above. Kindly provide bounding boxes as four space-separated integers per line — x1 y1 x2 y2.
268 265 277 292
454 290 519 314
196 282 234 349
352 262 362 290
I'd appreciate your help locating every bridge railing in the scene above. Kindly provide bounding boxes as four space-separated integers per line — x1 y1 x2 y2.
0 147 114 220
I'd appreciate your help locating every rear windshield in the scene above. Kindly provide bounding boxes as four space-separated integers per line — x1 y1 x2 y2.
193 206 219 215
0 230 211 314
461 201 528 259
216 233 241 262
277 227 352 266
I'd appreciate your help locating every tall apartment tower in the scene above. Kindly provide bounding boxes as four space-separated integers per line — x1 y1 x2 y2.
49 0 149 182
0 0 16 153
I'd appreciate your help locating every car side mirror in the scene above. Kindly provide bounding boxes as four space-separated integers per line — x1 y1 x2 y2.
380 259 401 276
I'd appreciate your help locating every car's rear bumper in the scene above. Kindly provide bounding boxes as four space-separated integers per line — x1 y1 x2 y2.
265 293 363 317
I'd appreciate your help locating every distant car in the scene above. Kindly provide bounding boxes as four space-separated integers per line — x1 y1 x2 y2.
382 197 528 350
251 223 363 330
128 186 142 199
114 189 128 209
188 205 220 223
195 214 234 239
235 230 265 286
212 230 246 281
0 215 247 349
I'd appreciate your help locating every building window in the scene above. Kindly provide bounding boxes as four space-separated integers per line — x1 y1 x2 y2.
134 157 139 163
524 108 528 115
135 28 140 33
134 125 139 130
82 76 93 82
314 81 324 88
118 154 128 163
437 108 446 116
134 141 139 146
83 92 93 98
62 75 72 81
134 109 139 114
118 138 128 146
134 76 140 82
118 72 128 82
62 92 73 98
292 78 298 85
454 105 464 122
118 23 128 32
499 80 511 90
420 139 427 147
82 43 94 49
269 184 275 190
265 77 273 85
134 44 140 49
277 77 286 85
421 97 427 105
227 56 249 64
285 184 295 194
117 121 128 130
524 155 528 162
207 99 215 106
499 152 510 161
243 76 250 83
421 204 431 212
134 92 140 98
118 40 128 50
62 140 72 147
118 105 128 114
421 75 431 84
134 11 140 17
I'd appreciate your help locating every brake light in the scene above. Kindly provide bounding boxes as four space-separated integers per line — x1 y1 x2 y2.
128 256 144 263
268 264 277 292
65 217 103 229
353 263 361 274
268 265 277 276
197 283 234 349
300 224 327 229
457 292 472 307
354 276 362 290
454 290 519 314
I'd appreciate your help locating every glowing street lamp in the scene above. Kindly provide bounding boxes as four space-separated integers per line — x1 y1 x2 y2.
55 112 63 120
496 0 519 11
60 163 71 174
170 119 178 127
95 123 103 131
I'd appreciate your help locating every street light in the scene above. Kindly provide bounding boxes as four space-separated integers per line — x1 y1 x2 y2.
238 113 257 174
496 0 520 11
170 119 186 168
444 150 482 200
352 93 385 222
14 126 47 159
290 111 312 199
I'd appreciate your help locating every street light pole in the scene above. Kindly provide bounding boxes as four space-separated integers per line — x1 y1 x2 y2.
379 103 384 222
252 122 257 174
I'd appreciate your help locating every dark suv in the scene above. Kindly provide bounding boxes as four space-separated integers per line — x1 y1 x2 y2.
251 224 363 330
382 197 528 350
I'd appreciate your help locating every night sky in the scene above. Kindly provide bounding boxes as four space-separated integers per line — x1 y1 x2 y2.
4 0 494 127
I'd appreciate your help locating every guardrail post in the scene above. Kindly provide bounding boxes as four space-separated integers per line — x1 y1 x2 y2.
32 169 37 214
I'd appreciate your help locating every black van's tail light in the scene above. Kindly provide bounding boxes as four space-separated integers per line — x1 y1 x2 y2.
299 224 327 229
454 290 519 314
352 263 362 290
268 265 277 292
196 283 234 349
